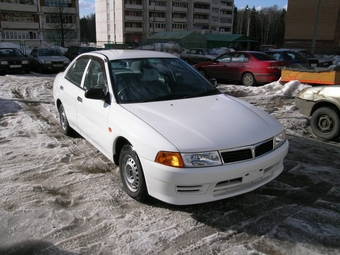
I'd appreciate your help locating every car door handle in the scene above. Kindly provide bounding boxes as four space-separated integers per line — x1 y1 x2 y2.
60 85 64 90
77 96 82 103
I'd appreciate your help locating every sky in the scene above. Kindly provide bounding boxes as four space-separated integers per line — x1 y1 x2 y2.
79 0 288 18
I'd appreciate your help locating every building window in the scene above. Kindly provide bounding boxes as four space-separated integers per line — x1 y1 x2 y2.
46 15 73 23
3 13 35 22
172 2 187 8
44 0 72 7
4 30 36 39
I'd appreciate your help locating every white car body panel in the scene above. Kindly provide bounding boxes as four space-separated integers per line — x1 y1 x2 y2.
53 50 289 205
122 95 282 151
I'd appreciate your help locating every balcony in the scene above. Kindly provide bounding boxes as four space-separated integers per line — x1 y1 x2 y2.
194 8 210 14
154 17 166 22
1 21 39 29
125 16 143 22
193 19 209 24
172 7 188 13
220 5 233 11
172 18 187 23
195 0 211 3
0 3 37 12
125 27 143 32
43 23 76 30
125 4 143 10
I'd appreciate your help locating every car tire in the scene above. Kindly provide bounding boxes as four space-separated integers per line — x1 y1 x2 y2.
310 107 340 140
242 72 255 86
58 104 74 136
119 145 149 203
38 64 44 73
198 68 207 77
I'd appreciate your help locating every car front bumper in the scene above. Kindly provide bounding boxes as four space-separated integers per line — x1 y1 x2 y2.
141 140 289 205
295 97 315 117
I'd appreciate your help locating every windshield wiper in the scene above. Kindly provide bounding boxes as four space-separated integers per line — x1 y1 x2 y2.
142 93 191 102
187 89 221 98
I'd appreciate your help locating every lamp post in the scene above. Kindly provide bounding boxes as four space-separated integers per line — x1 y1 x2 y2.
311 0 322 54
246 6 250 37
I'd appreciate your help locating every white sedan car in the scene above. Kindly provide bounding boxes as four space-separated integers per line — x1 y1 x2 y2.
53 50 289 205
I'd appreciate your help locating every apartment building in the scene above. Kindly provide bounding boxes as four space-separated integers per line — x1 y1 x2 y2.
0 0 80 52
284 0 340 54
95 0 234 47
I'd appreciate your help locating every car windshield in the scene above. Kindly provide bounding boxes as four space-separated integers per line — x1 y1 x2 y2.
110 58 220 103
299 50 315 58
38 49 62 56
0 48 23 57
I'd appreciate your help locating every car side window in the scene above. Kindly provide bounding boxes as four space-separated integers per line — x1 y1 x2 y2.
231 54 246 62
65 57 90 87
84 59 107 93
218 54 231 63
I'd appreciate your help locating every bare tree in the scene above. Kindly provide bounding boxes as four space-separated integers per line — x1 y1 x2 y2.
44 0 77 47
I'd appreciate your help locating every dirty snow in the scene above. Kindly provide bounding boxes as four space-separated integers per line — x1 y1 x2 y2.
0 70 340 254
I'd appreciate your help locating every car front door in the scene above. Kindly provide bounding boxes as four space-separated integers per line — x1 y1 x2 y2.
205 53 232 80
76 57 112 156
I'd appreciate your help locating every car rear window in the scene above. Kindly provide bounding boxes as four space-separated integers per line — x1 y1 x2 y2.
252 52 276 60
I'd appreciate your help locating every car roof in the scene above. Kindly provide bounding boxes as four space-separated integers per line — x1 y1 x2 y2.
85 49 178 60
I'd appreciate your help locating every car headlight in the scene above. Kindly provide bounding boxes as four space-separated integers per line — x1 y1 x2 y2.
274 130 286 149
22 60 29 64
64 60 70 64
182 151 222 167
155 150 222 168
0 61 9 65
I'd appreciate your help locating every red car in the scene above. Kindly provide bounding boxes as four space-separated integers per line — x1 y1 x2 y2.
194 51 288 86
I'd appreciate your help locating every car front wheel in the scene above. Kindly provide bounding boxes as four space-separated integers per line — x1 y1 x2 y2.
242 72 255 86
119 145 149 202
310 107 340 140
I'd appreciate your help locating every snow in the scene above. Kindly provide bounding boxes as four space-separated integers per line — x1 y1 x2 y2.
1 50 340 254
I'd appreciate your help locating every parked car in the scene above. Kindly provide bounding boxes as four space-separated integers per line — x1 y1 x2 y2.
180 48 219 64
29 48 70 73
264 49 319 67
64 46 97 61
260 44 276 51
0 47 30 75
295 85 340 140
289 49 333 67
53 50 288 205
194 51 289 86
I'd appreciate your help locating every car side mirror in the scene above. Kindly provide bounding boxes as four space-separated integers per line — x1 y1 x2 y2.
85 87 110 103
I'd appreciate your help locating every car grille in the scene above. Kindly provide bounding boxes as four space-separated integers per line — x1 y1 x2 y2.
220 139 274 164
8 60 23 65
51 61 64 64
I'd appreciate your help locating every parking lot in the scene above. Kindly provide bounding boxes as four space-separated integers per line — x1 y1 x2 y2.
0 73 339 255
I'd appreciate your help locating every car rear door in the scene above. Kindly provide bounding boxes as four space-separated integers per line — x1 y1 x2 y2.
60 56 91 130
76 57 112 156
225 52 249 81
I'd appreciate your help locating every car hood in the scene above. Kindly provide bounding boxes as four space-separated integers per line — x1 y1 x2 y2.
297 85 340 103
122 94 283 152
